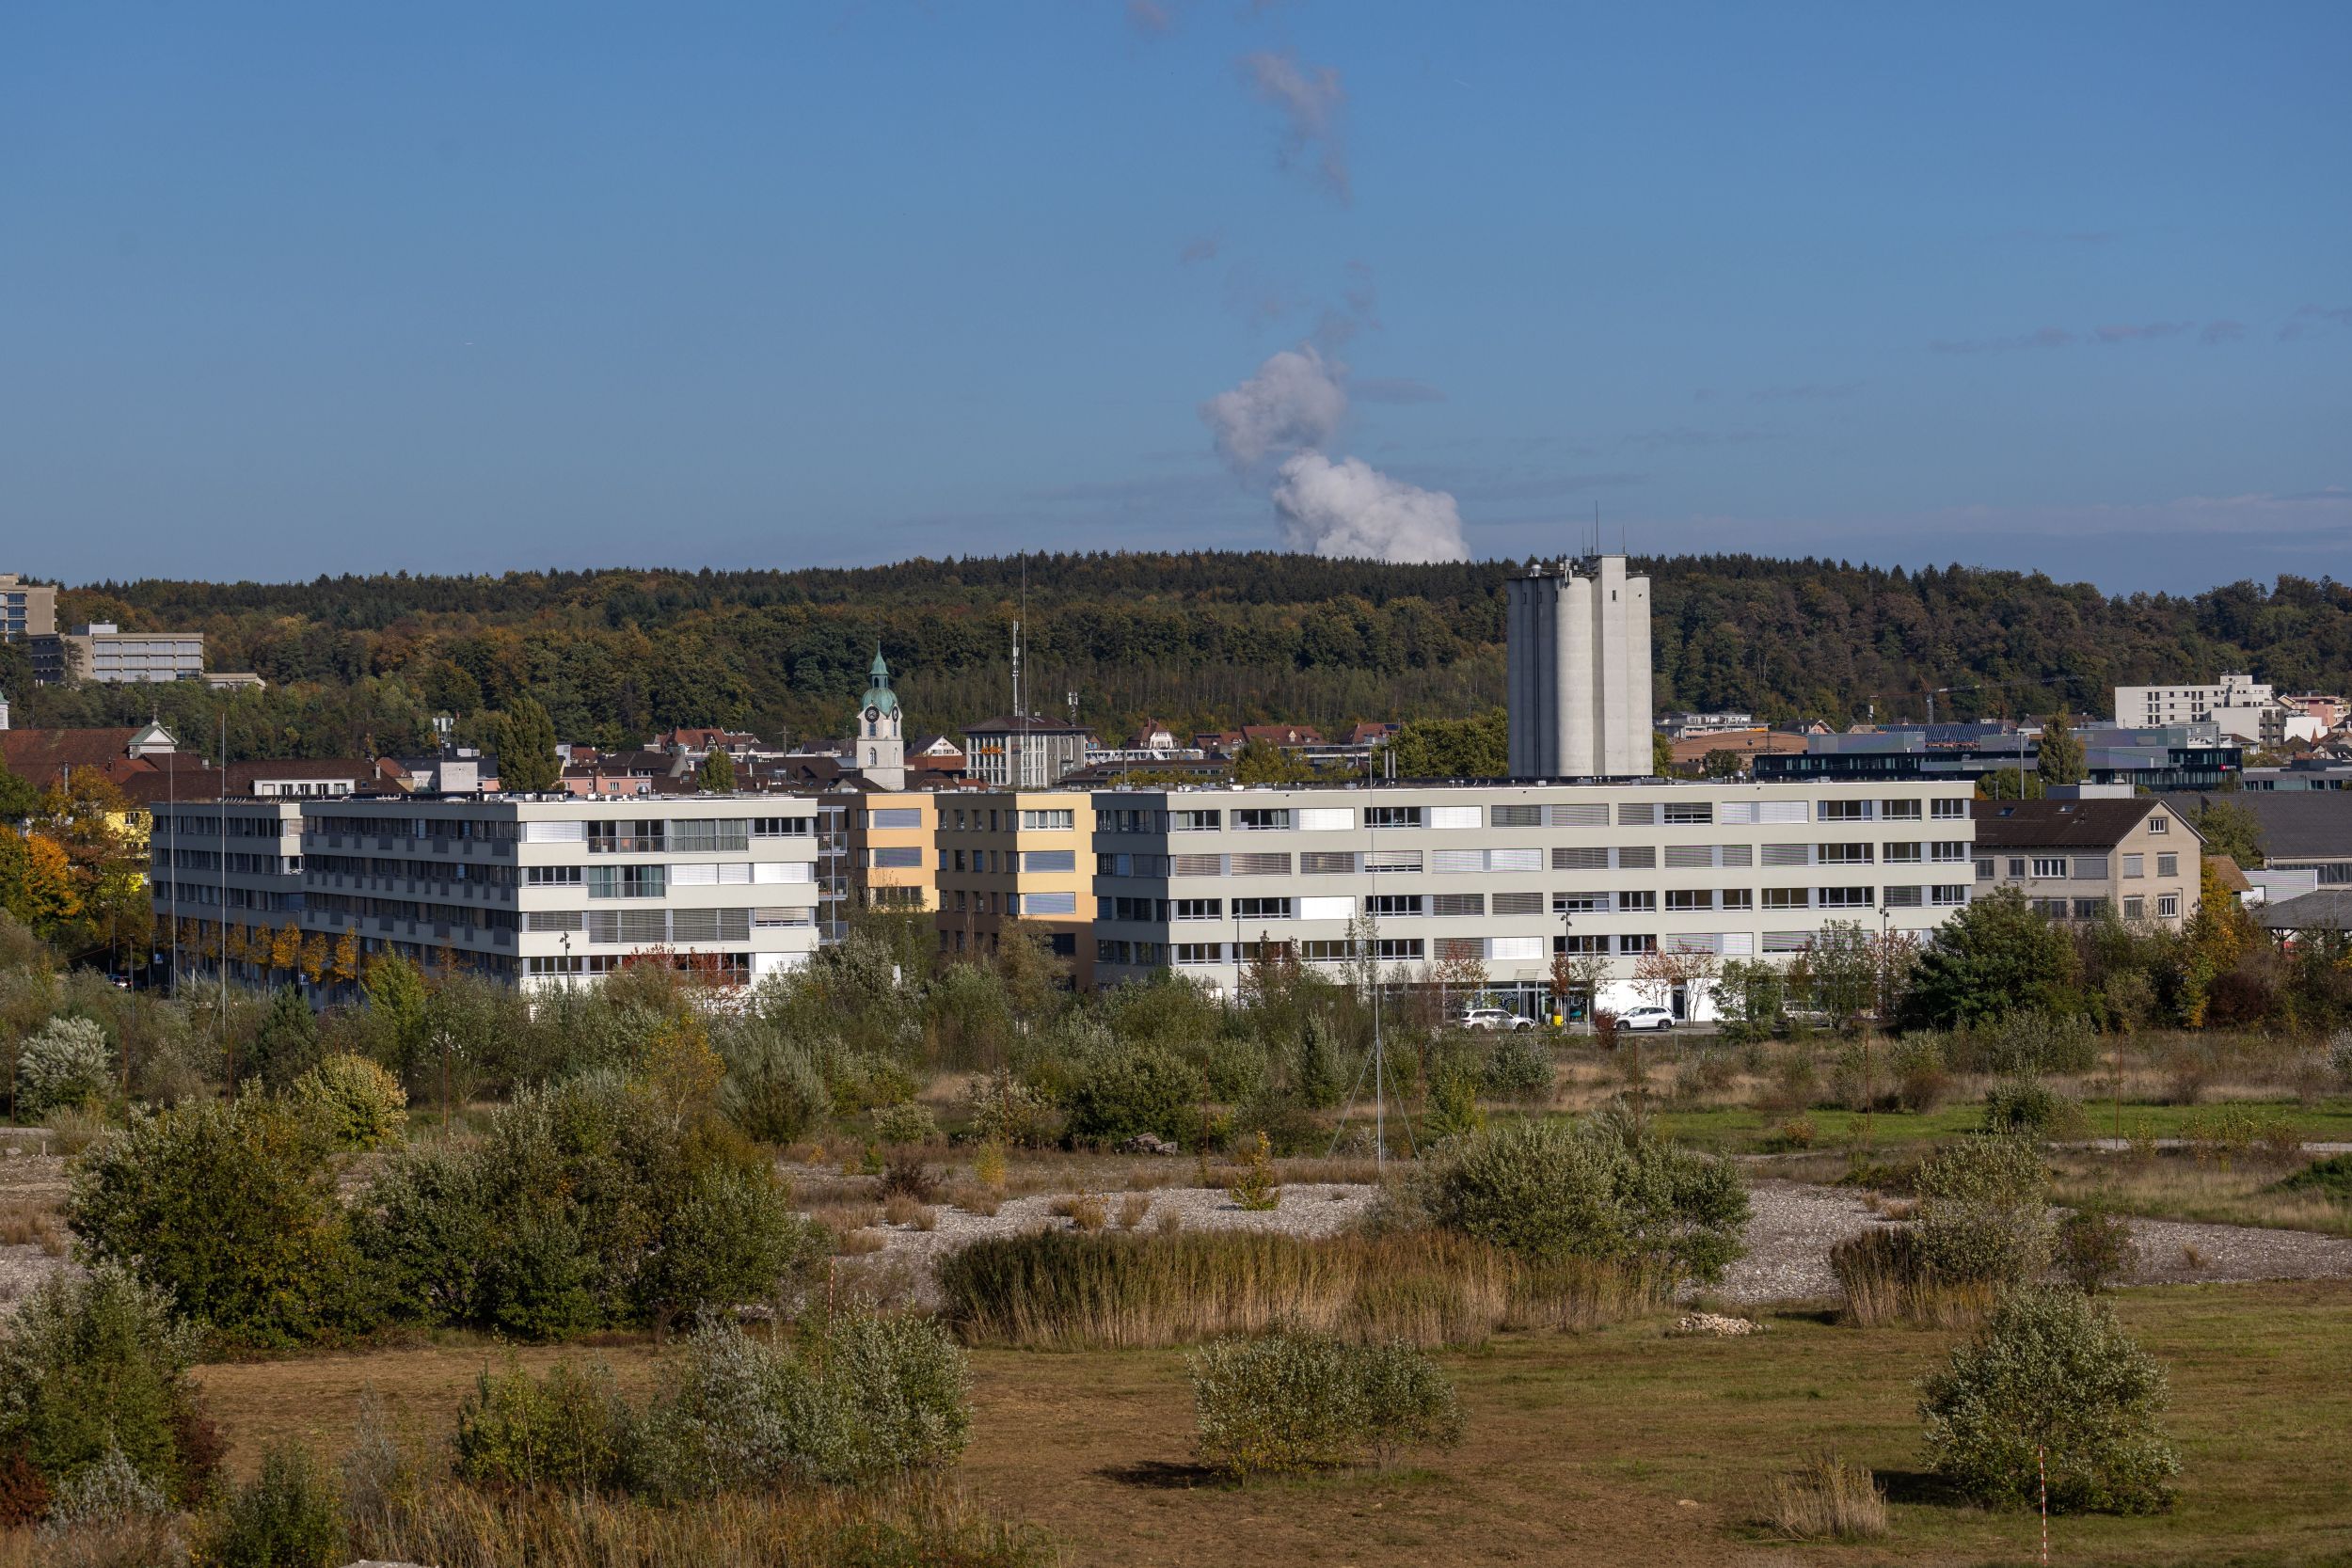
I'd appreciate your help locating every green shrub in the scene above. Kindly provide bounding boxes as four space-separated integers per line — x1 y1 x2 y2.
1921 1286 2178 1513
191 1441 345 1567
870 1101 938 1147
352 1075 810 1339
69 1097 367 1347
1187 1328 1462 1479
714 1028 830 1144
1294 1016 1342 1111
0 1264 215 1509
1481 1032 1553 1102
249 985 324 1092
960 1069 1060 1148
1194 1035 1269 1104
2274 1151 2352 1200
2055 1201 2137 1294
819 1050 917 1117
47 1442 168 1526
633 1311 971 1496
1063 1049 1199 1148
1913 1136 2051 1287
1415 1116 1749 1285
288 1052 408 1149
1980 1075 2087 1139
1888 1033 1951 1113
454 1361 635 1494
17 1014 112 1116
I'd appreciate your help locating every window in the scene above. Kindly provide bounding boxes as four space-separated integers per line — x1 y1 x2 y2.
1548 801 1611 826
1976 858 1995 880
1817 886 1872 909
1818 800 1871 821
1022 848 1076 873
1297 807 1353 832
1298 940 1352 963
1429 805 1481 829
953 890 967 911
1488 804 1541 828
1366 805 1422 829
2147 815 2169 834
2122 895 2146 920
1617 890 1657 912
1931 841 1968 863
1819 844 1873 864
1235 808 1292 831
2122 852 2144 878
1661 801 1713 825
2032 897 2069 918
1883 842 1922 863
1664 844 1714 868
1486 935 1542 962
2074 855 2109 881
1553 892 1609 913
1297 895 1355 921
1170 809 1221 832
1931 885 1967 906
1618 934 1657 955
527 865 582 885
1171 898 1223 921
1300 851 1355 875
1374 939 1424 961
1763 887 1810 910
1554 934 1608 955
871 807 923 830
871 846 922 869
1666 889 1713 911
671 819 750 853
1231 851 1291 876
2073 898 2108 920
1368 895 1425 918
1720 888 1754 911
1363 849 1422 874
588 819 666 853
2007 857 2026 877
1762 844 1811 866
1171 942 1220 966
1615 846 1656 869
1552 847 1608 870
1431 848 1485 874
1432 893 1484 917
1882 800 1923 821
2032 857 2067 879
1492 891 1543 915
2156 853 2179 878
1931 798 1969 819
1617 802 1658 825
1022 808 1076 831
1883 885 1924 908
1233 896 1293 920
585 864 666 899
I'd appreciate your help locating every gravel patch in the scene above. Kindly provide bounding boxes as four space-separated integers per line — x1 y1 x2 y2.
1709 1179 2352 1306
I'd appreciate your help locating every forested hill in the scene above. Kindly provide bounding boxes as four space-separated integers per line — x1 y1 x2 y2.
8 554 2348 762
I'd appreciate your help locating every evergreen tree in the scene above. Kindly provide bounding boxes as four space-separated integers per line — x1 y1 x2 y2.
1295 1014 1340 1110
2040 710 2087 786
497 697 561 793
696 749 737 791
251 984 321 1091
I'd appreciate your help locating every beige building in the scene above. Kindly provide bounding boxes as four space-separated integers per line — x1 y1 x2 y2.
934 789 1095 985
34 624 204 685
0 574 58 645
1971 790 2201 928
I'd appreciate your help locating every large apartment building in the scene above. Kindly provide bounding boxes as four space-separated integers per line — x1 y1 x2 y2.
934 789 1095 983
1090 779 1976 1020
1971 792 2201 928
846 790 938 911
0 574 58 645
32 624 205 685
150 800 310 990
153 795 821 992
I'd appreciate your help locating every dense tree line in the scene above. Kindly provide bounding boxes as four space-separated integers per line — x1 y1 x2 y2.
8 555 2345 760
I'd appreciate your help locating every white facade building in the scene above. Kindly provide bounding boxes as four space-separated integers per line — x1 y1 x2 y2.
1504 555 1654 778
2114 674 2296 749
1090 779 1974 1020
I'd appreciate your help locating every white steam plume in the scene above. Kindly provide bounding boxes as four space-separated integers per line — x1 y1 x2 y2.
1199 345 1347 469
1272 452 1468 563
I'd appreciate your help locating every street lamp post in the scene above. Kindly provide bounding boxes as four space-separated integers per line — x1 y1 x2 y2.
1867 903 1893 1152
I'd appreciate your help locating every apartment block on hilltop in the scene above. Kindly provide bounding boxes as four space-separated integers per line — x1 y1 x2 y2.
1091 779 1974 1020
0 575 57 644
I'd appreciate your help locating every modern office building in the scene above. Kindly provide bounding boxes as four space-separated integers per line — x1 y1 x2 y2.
1089 779 1974 1020
1970 790 2201 929
935 789 1095 983
32 624 206 685
961 714 1094 787
0 575 58 644
150 799 312 992
2112 674 2305 747
151 795 822 993
1503 554 1654 779
1755 723 2239 793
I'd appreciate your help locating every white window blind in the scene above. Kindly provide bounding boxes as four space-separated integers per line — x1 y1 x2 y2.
1298 808 1354 831
1428 805 1482 830
1298 895 1355 921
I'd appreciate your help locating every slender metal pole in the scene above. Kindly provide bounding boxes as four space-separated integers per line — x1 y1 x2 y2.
219 712 230 1090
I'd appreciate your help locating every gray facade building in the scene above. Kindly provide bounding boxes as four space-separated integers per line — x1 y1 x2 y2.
1504 554 1653 779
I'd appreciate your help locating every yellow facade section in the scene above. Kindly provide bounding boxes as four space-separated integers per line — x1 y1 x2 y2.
933 789 1095 988
848 790 939 911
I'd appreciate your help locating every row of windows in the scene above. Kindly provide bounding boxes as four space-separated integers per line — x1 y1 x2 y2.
949 847 1076 874
1099 798 1970 834
1095 884 1969 925
1095 841 1969 878
942 806 1078 832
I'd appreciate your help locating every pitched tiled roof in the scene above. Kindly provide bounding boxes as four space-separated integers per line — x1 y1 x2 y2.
1970 797 2187 848
2159 791 2352 861
0 728 147 788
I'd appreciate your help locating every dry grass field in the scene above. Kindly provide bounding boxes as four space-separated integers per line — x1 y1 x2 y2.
186 1280 2352 1568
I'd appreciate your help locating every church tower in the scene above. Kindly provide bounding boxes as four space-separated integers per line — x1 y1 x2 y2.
854 648 906 790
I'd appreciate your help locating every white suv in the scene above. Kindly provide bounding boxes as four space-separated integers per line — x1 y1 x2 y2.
1457 1006 1533 1032
1615 1006 1676 1032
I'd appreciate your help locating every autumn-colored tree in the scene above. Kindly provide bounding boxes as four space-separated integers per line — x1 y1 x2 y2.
270 921 303 977
635 1009 723 1133
1631 945 1720 1016
2178 859 2257 1028
0 830 81 937
224 924 249 964
300 931 331 986
330 929 361 988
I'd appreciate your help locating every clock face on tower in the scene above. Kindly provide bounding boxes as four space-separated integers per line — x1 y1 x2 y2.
865 705 881 722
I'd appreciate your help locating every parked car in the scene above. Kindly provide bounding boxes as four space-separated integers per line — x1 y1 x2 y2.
1456 1006 1534 1032
1616 1005 1676 1032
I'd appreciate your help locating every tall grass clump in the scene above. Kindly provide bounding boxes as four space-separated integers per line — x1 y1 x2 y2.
936 1228 1652 1351
1834 1135 2052 1326
1187 1328 1462 1480
1759 1451 1888 1541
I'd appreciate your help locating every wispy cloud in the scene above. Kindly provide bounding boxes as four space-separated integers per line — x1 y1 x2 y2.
1931 326 2075 354
1239 50 1349 202
1125 0 1173 38
1179 233 1220 265
2201 320 2247 344
1936 315 2280 353
2090 321 2192 344
2280 304 2352 341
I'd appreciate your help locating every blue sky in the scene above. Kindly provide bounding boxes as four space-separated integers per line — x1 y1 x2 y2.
3 2 2345 593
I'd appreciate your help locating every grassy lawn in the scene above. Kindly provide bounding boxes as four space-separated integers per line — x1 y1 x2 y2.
193 1282 2352 1567
1649 1099 2352 1154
